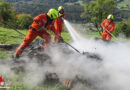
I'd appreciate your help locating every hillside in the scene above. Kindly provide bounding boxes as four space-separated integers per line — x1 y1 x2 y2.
5 0 130 8
5 0 130 23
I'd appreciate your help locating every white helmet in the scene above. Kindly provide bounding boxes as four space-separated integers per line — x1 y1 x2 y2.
107 14 114 20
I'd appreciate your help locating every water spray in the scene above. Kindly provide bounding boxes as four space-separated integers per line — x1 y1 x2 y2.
63 19 83 42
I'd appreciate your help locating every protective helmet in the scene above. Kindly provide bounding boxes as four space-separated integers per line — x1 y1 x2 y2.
107 14 114 20
48 9 59 19
58 6 64 13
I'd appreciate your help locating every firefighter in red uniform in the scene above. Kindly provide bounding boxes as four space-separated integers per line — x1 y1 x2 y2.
14 9 59 59
101 14 115 40
0 76 3 84
54 6 66 42
0 75 4 86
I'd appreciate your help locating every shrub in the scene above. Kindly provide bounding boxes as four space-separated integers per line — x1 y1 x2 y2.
17 14 33 29
113 18 130 37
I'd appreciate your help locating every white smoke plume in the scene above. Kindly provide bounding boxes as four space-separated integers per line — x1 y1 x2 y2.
0 20 130 90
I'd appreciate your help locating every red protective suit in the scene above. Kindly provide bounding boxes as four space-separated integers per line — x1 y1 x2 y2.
101 19 115 40
16 14 58 55
0 76 3 84
54 13 66 42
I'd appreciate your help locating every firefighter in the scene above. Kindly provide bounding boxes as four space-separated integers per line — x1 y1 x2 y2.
54 6 66 43
101 14 115 40
14 9 59 59
0 75 4 87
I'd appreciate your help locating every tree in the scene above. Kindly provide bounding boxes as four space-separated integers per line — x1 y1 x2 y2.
81 0 116 34
0 1 17 27
17 13 33 29
113 18 130 37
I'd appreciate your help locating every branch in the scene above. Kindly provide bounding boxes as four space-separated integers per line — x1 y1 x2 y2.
3 22 26 36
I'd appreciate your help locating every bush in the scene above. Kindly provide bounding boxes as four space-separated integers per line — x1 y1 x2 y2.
113 18 130 37
17 14 33 29
0 1 17 28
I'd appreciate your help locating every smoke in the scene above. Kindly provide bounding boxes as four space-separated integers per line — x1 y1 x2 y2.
63 19 130 90
0 20 130 90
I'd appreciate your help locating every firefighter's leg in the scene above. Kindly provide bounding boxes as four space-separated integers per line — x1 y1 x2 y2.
101 33 107 40
54 35 57 42
106 34 112 40
15 29 37 57
54 35 61 43
39 31 51 49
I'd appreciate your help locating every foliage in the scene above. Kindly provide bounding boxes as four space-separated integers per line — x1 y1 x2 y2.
3 0 130 24
5 0 85 23
17 13 33 29
113 18 130 37
3 0 130 23
0 1 17 27
81 0 116 30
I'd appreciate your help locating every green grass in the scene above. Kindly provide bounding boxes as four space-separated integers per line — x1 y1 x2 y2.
117 0 130 10
75 0 84 5
8 82 65 90
0 27 28 44
61 32 72 41
85 31 101 38
0 27 71 44
0 49 12 59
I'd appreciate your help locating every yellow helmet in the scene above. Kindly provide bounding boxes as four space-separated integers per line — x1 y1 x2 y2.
58 6 64 13
48 9 59 19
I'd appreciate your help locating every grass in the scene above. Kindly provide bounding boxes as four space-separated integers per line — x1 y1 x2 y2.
0 27 72 60
8 82 65 90
1 27 129 90
75 0 84 6
117 0 130 10
61 31 72 41
0 27 93 90
0 27 71 44
85 31 101 38
0 49 12 59
0 27 28 44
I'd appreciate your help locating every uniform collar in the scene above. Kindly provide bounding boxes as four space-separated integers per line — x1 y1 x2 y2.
46 13 53 22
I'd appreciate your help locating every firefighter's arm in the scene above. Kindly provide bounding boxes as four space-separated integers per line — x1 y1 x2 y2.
63 13 66 19
50 21 59 35
51 24 64 42
59 13 66 20
33 15 43 26
54 18 61 34
101 20 106 29
110 23 115 32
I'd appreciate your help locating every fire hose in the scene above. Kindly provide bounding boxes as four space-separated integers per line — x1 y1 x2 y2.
64 41 82 54
104 28 118 40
